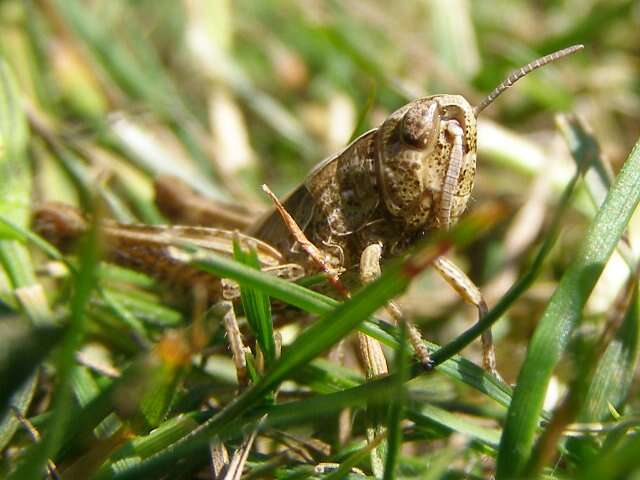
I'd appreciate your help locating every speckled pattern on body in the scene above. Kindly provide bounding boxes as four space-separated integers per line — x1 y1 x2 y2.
252 94 478 272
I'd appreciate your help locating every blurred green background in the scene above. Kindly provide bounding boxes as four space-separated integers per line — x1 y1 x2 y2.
1 0 640 478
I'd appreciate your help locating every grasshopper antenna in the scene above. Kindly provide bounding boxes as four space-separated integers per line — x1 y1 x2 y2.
473 44 584 116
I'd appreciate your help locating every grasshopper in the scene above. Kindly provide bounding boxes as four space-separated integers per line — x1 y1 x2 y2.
33 45 583 379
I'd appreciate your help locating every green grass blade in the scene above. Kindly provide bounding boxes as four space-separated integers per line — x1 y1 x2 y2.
0 215 65 263
134 361 188 431
325 436 385 480
104 208 502 478
92 412 205 480
557 114 635 267
0 57 29 232
432 171 579 366
233 239 276 367
0 57 54 457
96 289 150 345
9 216 100 480
578 433 640 480
191 249 335 314
104 247 443 479
0 372 38 451
408 403 500 449
189 249 517 415
565 287 640 465
99 288 183 328
69 367 121 439
0 58 53 325
383 325 409 480
53 353 165 461
495 136 640 478
189 229 516 411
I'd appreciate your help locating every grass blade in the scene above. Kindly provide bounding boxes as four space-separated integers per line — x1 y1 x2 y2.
495 136 640 478
565 284 640 466
9 214 100 480
432 170 579 366
104 244 448 478
408 404 500 449
0 373 38 451
233 239 276 367
383 325 409 480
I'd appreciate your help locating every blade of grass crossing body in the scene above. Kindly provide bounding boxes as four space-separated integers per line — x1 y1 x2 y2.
188 202 504 347
110 210 502 479
233 239 276 368
108 243 447 480
495 136 640 478
191 248 336 315
188 216 517 411
191 245 517 412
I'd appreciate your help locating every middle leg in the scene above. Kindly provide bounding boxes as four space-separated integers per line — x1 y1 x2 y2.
359 243 432 369
432 255 499 377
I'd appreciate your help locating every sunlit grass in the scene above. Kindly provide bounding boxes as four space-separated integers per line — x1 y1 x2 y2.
1 1 640 479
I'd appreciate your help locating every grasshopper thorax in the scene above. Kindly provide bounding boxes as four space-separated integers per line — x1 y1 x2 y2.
375 94 477 231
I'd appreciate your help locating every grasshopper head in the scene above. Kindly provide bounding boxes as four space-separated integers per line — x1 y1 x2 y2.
375 94 476 231
375 44 583 232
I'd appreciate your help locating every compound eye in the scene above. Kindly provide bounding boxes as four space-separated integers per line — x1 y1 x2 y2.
400 101 440 150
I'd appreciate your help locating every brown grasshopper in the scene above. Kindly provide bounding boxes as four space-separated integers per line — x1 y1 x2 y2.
33 45 583 379
250 44 583 376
